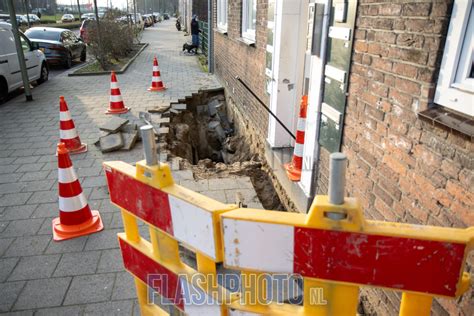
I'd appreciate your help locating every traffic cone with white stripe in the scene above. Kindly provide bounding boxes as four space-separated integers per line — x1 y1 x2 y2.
148 56 166 91
52 143 104 241
59 96 87 154
284 95 308 182
106 71 130 114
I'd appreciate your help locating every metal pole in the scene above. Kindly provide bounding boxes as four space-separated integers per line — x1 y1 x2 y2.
328 152 346 205
207 0 213 73
24 0 31 28
140 125 158 166
76 0 82 19
7 0 33 101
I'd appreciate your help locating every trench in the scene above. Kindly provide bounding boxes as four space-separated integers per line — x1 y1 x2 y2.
166 90 284 211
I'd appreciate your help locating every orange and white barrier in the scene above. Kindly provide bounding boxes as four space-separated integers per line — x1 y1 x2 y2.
106 71 130 114
52 143 103 241
148 56 166 91
284 95 308 181
59 96 87 154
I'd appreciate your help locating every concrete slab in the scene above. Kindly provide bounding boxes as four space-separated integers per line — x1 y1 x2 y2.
99 133 124 153
99 117 129 133
120 131 138 151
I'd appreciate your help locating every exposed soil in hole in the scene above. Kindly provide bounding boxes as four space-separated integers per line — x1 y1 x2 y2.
166 93 284 211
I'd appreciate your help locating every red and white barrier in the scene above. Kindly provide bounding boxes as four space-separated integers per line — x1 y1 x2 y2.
106 71 130 114
105 163 221 260
59 96 87 154
52 143 103 241
221 215 467 297
284 96 308 181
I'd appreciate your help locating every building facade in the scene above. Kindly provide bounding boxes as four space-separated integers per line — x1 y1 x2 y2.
211 0 473 314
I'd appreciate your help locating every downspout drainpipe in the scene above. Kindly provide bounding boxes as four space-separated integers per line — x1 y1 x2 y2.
207 0 214 73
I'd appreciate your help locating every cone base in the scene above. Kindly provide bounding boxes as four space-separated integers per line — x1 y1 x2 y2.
52 210 104 241
56 143 88 156
284 163 301 182
106 107 130 114
148 86 166 91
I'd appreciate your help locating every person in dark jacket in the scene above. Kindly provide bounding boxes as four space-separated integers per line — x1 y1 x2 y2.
191 15 200 48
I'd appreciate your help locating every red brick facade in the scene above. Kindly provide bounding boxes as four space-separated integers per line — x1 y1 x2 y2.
212 0 269 139
332 1 473 314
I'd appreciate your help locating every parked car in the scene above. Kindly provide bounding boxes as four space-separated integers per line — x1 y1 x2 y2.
22 14 41 25
0 22 48 102
152 12 161 23
79 19 94 43
80 13 96 21
61 14 75 23
142 14 154 27
25 27 86 69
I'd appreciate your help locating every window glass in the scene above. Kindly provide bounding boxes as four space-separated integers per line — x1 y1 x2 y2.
19 34 30 52
242 0 256 41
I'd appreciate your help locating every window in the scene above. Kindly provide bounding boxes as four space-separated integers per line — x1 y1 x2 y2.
265 0 275 94
242 0 257 42
435 0 474 117
19 34 30 52
217 0 228 32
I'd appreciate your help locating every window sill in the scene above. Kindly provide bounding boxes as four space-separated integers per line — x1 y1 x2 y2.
238 37 256 47
418 106 474 138
216 28 228 35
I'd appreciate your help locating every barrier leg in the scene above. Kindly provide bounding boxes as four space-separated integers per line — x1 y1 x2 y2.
399 292 432 316
304 278 358 316
121 209 140 243
149 227 180 264
240 271 267 307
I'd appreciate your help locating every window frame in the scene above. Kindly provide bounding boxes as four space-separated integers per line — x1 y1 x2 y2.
242 0 257 42
434 0 473 117
217 0 228 32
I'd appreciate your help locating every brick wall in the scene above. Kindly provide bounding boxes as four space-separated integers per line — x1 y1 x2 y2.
325 1 473 314
212 0 269 139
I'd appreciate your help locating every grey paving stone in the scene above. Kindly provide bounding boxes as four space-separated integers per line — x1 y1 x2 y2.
0 218 44 237
9 254 61 281
3 235 51 257
99 133 124 153
200 190 228 203
0 173 23 184
13 277 71 310
0 310 33 315
0 281 25 312
53 251 101 277
99 200 119 213
208 178 242 190
81 176 106 188
36 217 54 235
15 163 45 173
180 179 209 192
83 299 134 316
97 249 125 273
75 166 102 177
34 305 84 316
0 257 19 282
109 212 124 229
99 117 129 132
26 190 57 204
63 274 115 305
20 180 55 192
0 204 37 221
111 272 137 300
45 235 88 254
0 238 14 256
0 183 24 194
30 203 56 218
0 165 20 174
89 187 110 200
172 169 194 181
0 193 32 207
235 177 255 189
84 229 122 251
120 131 138 151
18 171 49 182
224 188 261 206
13 156 41 164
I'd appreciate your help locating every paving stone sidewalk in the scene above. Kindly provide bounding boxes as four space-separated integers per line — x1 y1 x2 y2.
0 20 260 315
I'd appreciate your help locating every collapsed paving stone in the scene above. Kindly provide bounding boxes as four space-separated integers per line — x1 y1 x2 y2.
148 105 171 113
99 116 129 133
120 131 138 151
99 133 124 153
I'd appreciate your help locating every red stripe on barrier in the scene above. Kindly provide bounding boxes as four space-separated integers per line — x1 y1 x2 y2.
293 227 466 297
153 71 161 76
110 101 125 108
61 137 82 149
119 238 184 309
60 120 75 130
58 153 73 169
59 180 83 197
110 89 121 96
59 205 92 225
105 168 174 235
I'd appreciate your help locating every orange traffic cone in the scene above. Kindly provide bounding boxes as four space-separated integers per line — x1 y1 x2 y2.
148 56 166 91
284 96 308 182
52 143 104 241
106 71 130 114
59 96 87 154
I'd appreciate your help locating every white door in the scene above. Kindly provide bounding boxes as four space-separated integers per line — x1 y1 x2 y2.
300 0 330 196
1 28 22 91
19 33 41 81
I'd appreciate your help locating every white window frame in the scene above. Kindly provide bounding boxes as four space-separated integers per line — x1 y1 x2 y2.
434 0 474 117
217 0 228 32
242 0 257 42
